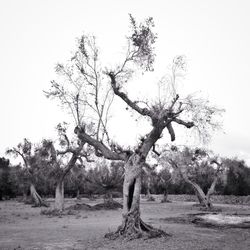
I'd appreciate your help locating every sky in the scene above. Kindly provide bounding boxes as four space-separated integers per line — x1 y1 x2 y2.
1 0 250 164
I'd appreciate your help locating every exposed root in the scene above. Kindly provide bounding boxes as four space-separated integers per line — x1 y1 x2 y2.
105 214 170 240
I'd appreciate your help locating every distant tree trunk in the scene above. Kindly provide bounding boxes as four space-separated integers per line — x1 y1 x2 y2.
55 179 64 211
76 189 81 200
146 175 154 200
206 174 220 207
161 190 169 203
22 189 28 201
30 183 47 207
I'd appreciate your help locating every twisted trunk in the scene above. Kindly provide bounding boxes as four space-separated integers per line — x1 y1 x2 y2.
105 154 168 239
55 179 64 211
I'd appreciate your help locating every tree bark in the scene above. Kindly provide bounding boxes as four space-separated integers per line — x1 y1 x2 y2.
30 183 48 207
55 179 64 211
105 154 168 239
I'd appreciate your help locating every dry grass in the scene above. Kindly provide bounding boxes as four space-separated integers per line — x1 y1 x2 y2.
0 197 249 249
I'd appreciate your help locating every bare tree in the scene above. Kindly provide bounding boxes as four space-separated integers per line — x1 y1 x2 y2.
46 15 223 238
6 139 48 207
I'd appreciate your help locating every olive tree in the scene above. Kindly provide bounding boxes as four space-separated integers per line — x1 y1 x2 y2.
160 146 223 208
6 139 49 207
46 15 222 238
40 123 92 211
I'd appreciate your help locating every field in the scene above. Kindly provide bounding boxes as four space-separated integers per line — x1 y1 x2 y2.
0 197 250 250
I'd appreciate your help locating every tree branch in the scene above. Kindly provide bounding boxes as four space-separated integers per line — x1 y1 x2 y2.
74 126 126 161
166 123 176 141
107 72 152 117
173 118 194 128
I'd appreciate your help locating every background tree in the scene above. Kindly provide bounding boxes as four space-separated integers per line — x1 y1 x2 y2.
46 15 223 238
85 160 124 203
161 146 224 208
6 139 49 207
68 162 88 199
141 163 158 201
156 168 173 203
40 123 93 211
223 158 250 196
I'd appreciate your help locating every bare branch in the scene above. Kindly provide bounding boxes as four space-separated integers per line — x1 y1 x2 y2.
74 126 126 161
166 123 176 141
107 72 152 117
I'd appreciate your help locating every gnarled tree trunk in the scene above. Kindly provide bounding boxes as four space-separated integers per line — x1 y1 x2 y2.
55 179 64 211
105 154 168 239
30 183 48 207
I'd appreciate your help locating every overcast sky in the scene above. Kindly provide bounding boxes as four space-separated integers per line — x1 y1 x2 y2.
1 0 250 164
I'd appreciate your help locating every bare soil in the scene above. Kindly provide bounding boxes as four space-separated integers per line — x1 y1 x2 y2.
0 197 249 250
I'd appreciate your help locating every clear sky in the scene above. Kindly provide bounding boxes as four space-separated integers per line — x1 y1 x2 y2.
1 0 250 164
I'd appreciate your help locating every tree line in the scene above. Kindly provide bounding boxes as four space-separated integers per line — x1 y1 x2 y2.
1 145 249 202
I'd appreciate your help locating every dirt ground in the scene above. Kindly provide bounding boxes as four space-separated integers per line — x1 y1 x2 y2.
0 197 249 250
